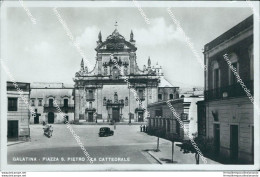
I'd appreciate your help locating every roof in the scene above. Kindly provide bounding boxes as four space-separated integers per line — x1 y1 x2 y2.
7 81 30 92
30 82 74 98
95 29 137 52
159 77 174 87
31 82 73 88
204 15 253 52
106 29 125 41
148 98 184 108
30 89 73 99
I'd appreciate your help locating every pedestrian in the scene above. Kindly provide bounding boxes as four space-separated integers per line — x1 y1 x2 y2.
49 125 53 137
44 124 49 131
114 122 116 130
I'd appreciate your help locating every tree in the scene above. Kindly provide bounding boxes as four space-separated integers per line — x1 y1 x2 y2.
152 128 165 151
165 133 180 163
177 136 211 164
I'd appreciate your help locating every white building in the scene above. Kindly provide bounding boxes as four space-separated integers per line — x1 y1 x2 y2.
30 82 74 124
7 81 30 140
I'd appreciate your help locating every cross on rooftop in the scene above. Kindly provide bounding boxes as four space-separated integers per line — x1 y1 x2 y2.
115 21 118 29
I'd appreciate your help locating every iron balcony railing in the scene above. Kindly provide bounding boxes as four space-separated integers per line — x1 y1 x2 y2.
205 80 253 101
44 104 74 107
43 104 74 113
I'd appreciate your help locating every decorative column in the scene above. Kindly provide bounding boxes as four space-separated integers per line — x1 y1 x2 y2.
74 89 80 124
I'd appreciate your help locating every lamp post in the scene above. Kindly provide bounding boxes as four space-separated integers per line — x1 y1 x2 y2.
171 133 178 163
172 140 174 163
129 86 131 124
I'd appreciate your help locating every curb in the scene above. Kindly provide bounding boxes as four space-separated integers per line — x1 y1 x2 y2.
147 151 163 164
7 141 27 146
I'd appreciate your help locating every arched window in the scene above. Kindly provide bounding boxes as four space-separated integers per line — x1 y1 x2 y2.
125 97 128 106
212 61 220 89
103 97 107 106
138 89 144 100
31 99 35 106
228 53 239 85
158 94 162 101
104 67 108 75
114 92 118 103
124 67 128 75
64 99 68 107
112 66 119 79
88 90 94 100
248 45 253 80
49 98 54 107
169 94 174 100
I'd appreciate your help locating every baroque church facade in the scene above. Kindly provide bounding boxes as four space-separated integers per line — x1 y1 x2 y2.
73 28 178 123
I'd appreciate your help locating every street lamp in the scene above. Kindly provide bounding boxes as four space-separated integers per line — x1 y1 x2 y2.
171 133 179 163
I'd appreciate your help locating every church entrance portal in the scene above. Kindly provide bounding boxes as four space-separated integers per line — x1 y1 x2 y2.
88 112 94 122
138 112 144 122
112 108 120 122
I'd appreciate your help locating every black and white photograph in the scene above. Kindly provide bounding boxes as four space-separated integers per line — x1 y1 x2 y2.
0 0 259 172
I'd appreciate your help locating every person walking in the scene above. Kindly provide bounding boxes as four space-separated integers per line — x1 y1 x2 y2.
114 121 116 130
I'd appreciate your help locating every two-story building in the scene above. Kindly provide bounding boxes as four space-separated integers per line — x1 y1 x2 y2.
30 82 74 124
198 15 254 164
148 89 203 141
147 99 184 141
7 81 31 140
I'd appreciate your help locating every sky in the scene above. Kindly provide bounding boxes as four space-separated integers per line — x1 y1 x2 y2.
4 6 252 88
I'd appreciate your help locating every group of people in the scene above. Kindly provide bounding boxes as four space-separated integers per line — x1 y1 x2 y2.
140 125 148 132
42 121 53 138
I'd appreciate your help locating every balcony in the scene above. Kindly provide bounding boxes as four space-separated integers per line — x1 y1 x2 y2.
85 108 96 112
205 80 253 101
106 99 124 108
138 96 145 101
86 95 95 101
43 104 74 113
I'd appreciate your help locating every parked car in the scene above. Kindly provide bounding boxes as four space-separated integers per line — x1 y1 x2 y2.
99 127 114 137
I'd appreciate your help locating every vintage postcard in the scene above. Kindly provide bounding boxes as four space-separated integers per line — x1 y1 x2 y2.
0 0 259 172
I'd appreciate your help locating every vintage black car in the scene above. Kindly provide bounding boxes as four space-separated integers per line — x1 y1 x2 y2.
99 127 114 137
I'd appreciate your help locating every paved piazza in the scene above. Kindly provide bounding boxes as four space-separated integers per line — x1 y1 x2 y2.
8 124 219 164
8 124 160 164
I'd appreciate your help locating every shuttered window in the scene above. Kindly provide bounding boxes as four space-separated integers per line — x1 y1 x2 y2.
8 97 18 111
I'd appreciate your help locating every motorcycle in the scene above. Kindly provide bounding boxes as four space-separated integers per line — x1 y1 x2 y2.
43 125 53 138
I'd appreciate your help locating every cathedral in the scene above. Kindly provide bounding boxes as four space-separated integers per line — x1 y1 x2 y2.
73 28 179 123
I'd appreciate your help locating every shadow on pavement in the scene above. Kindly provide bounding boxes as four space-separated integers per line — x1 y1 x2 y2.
159 158 178 164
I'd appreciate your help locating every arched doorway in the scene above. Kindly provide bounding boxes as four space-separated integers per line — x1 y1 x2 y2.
112 108 119 122
48 112 54 124
138 112 144 122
